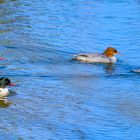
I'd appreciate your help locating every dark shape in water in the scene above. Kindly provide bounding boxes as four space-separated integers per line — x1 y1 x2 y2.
0 98 12 108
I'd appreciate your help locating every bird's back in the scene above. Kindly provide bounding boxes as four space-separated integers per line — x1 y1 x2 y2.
74 53 116 63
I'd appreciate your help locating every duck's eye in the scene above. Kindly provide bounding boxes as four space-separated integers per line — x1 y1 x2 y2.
113 50 117 53
5 78 11 85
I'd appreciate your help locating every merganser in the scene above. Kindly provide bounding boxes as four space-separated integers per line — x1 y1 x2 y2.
73 47 118 63
0 77 16 98
132 69 140 73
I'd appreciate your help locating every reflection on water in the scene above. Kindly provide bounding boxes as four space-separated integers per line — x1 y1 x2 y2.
0 0 140 139
0 98 11 108
0 0 5 4
104 64 116 74
0 90 16 108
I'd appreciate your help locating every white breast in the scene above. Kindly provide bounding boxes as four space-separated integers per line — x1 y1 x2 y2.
0 88 9 98
108 56 117 63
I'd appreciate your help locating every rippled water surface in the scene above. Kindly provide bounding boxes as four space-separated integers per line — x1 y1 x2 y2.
0 0 140 139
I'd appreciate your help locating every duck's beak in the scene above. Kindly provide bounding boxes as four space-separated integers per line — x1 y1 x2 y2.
0 58 6 60
117 52 123 56
9 83 16 86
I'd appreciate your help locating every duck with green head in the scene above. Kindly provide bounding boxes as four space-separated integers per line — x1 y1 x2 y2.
0 77 16 98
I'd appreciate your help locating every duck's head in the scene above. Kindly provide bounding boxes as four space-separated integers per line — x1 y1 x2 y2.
0 77 16 88
103 47 118 57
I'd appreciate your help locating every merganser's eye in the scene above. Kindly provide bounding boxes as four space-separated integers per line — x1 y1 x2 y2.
5 78 11 86
113 49 117 53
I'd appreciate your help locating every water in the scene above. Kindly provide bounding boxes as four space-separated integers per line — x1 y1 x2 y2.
0 0 140 139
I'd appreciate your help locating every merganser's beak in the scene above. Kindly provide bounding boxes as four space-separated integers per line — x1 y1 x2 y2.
0 58 6 60
117 52 123 56
9 83 16 86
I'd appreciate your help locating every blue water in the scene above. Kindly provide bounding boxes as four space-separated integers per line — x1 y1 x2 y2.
0 0 140 139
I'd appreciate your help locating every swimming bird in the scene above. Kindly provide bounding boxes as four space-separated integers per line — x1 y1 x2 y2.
73 47 118 63
132 69 140 73
0 77 16 98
